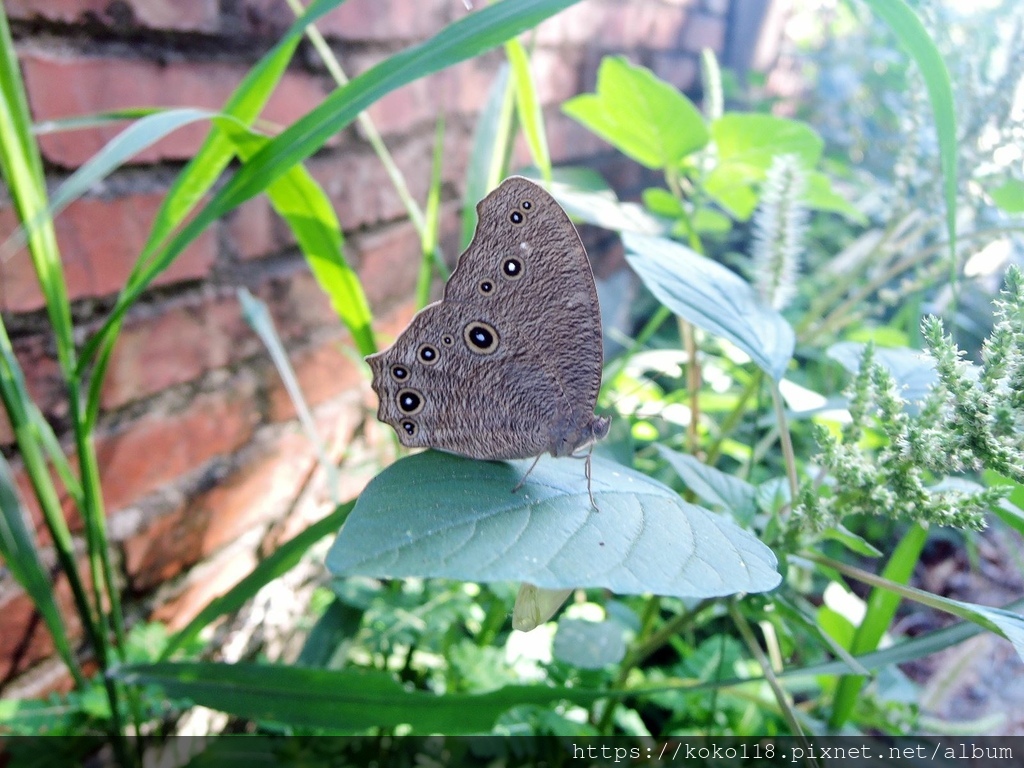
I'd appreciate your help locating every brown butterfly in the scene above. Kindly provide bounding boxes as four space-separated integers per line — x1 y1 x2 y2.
366 176 609 505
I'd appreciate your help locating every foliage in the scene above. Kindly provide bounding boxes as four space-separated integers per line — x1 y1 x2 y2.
1 0 1024 758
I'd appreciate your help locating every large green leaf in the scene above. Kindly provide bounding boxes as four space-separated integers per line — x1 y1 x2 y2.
82 0 586 369
114 661 599 733
990 178 1024 214
563 56 708 170
704 114 823 221
327 451 780 598
623 232 795 381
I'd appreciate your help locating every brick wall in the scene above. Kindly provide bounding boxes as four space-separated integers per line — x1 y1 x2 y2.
0 0 774 697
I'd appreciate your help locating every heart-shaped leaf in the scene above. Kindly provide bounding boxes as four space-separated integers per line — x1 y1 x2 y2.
327 452 781 599
623 232 795 381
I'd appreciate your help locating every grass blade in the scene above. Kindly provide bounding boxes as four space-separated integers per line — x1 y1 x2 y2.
238 287 340 502
0 454 84 686
505 38 550 182
114 660 599 733
226 127 375 356
461 63 516 249
822 522 927 727
861 0 958 270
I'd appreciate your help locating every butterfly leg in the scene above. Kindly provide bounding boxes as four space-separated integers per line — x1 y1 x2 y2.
512 454 543 495
584 446 599 511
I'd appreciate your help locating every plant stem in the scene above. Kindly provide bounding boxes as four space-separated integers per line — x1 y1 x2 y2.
595 598 714 733
728 600 814 753
770 382 799 513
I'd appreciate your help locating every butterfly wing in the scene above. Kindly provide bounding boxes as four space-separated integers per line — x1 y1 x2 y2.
366 176 607 460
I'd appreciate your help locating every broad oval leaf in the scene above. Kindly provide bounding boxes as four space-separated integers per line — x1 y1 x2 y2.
327 451 781 598
562 56 708 170
623 232 795 381
553 618 626 668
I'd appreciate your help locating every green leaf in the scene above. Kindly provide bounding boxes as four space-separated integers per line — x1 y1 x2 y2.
642 187 683 218
226 128 375 356
704 114 823 220
82 0 586 370
553 618 626 668
862 0 958 264
623 232 794 381
820 525 883 558
656 445 757 525
806 171 866 223
162 502 353 658
545 170 668 234
326 451 780 598
113 661 600 733
990 178 1024 214
505 39 550 182
563 56 708 170
711 113 823 170
461 64 516 249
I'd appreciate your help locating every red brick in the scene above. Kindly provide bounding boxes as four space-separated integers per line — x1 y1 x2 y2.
651 53 698 93
0 657 77 701
4 0 220 31
21 52 327 167
351 221 424 310
150 545 258 630
100 293 253 410
123 430 315 593
224 196 280 261
241 0 452 40
96 378 259 513
307 122 469 233
0 193 216 313
100 265 340 409
345 52 498 136
536 1 694 49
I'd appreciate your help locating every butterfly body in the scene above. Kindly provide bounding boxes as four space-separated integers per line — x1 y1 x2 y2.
366 176 609 465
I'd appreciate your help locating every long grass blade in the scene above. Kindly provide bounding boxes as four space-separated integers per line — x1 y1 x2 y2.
238 288 340 502
0 454 84 686
861 0 958 274
461 63 516 249
505 38 551 182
